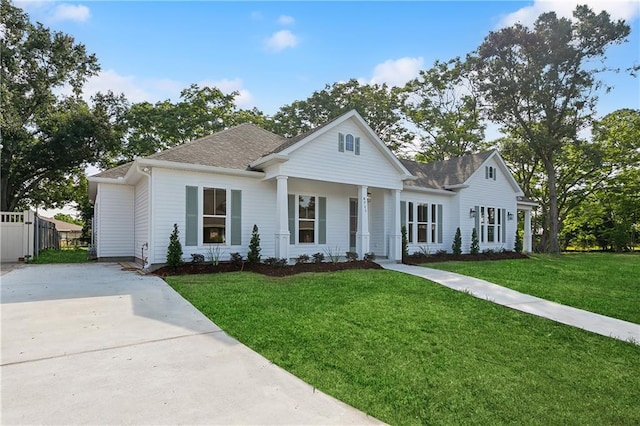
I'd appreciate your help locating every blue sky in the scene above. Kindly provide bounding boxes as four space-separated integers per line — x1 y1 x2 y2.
19 0 640 119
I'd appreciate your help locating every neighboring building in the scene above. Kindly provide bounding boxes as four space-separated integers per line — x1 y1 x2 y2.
40 217 83 247
88 110 534 270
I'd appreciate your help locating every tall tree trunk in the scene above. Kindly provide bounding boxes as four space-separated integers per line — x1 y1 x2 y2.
543 159 561 254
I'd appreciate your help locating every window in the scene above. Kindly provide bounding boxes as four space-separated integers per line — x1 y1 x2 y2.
486 166 497 181
298 195 316 243
417 203 428 243
476 205 504 245
431 204 437 243
345 134 354 152
203 187 226 243
338 133 361 155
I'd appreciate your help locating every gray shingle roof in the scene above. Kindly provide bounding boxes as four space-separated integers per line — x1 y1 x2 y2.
401 151 494 190
92 124 285 179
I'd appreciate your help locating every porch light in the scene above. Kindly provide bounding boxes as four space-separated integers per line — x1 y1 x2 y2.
469 208 476 218
508 212 514 221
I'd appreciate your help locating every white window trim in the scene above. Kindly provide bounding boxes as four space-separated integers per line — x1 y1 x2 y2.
200 186 230 246
296 193 318 245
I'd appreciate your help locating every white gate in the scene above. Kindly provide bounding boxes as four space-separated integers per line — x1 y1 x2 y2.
1 211 35 262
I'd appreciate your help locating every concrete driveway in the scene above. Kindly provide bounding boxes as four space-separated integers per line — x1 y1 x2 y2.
1 263 382 425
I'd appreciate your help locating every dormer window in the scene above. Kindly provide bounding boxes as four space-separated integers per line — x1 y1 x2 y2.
338 132 361 155
486 166 496 181
345 134 354 151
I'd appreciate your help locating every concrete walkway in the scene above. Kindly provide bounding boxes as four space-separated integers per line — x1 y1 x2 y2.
1 263 382 425
380 262 640 345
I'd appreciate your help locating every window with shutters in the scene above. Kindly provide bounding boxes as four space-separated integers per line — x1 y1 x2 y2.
417 203 428 243
338 133 361 155
404 201 443 244
477 205 503 244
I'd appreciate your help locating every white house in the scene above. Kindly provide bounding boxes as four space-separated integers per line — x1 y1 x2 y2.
88 110 534 269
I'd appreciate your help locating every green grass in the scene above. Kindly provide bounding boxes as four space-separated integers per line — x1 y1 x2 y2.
167 270 640 425
426 253 640 324
30 248 88 264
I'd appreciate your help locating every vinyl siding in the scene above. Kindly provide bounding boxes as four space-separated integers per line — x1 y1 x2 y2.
95 183 134 258
134 178 149 263
276 119 404 190
458 157 518 251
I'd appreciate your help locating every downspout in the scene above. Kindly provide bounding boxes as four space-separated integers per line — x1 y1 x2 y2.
137 165 152 270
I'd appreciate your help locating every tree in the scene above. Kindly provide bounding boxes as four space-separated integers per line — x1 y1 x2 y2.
268 79 412 152
472 5 630 253
470 227 480 254
247 224 261 263
112 85 268 165
54 214 83 226
0 1 123 211
402 58 485 162
166 224 184 268
452 227 462 255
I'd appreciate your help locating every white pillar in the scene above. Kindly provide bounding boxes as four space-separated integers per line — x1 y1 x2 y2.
275 176 290 261
356 185 370 258
389 189 402 262
524 209 532 253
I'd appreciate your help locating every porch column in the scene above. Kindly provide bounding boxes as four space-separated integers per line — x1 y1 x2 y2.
523 209 532 253
389 189 402 262
275 175 290 261
356 185 370 258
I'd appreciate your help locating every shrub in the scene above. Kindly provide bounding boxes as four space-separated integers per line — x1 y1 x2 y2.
190 253 204 263
230 252 244 267
435 249 448 256
514 230 523 253
206 245 223 266
364 252 376 261
324 246 341 264
295 254 310 264
247 224 261 263
401 225 408 262
345 251 358 262
312 252 325 264
470 227 480 255
452 227 462 255
166 224 184 269
263 257 287 267
483 248 497 255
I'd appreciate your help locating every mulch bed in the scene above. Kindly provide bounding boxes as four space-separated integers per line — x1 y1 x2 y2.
404 251 529 264
154 260 383 277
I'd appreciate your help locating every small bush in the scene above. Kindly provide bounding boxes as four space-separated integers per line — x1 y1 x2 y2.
312 252 325 264
452 227 462 255
247 224 261 263
364 252 376 261
401 225 408 262
435 249 448 256
483 248 497 255
190 253 204 263
515 230 523 253
206 245 223 266
263 257 287 267
470 227 480 255
295 254 310 264
166 224 184 269
324 246 341 264
345 251 358 262
230 252 244 267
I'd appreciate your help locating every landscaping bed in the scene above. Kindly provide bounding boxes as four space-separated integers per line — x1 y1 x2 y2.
154 259 383 277
405 251 528 264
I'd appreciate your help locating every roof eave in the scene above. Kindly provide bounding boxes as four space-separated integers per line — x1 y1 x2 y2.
402 185 457 196
249 154 289 169
137 158 266 178
443 184 470 190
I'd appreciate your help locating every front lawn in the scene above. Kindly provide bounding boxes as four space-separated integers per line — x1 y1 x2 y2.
167 270 639 425
426 253 640 324
30 248 88 264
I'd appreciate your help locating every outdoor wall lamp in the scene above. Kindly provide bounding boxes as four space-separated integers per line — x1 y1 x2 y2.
508 212 514 221
469 208 476 218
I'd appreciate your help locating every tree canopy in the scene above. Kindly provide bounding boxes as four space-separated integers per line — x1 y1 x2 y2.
0 0 123 211
471 5 631 253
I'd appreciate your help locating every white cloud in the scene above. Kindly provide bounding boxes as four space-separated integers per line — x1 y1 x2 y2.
369 57 424 87
82 70 152 103
50 4 91 23
198 78 256 109
278 15 295 25
16 1 91 23
498 0 640 28
264 30 299 52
